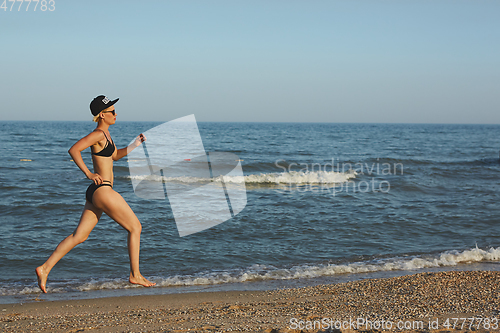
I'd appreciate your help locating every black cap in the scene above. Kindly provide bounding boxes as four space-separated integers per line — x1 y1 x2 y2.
90 95 119 116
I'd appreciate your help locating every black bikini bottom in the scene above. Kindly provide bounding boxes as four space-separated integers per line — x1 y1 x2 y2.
86 180 112 204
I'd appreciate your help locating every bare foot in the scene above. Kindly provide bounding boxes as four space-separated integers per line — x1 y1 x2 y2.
129 273 156 287
35 266 48 293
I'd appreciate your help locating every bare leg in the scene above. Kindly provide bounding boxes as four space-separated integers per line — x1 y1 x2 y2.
36 202 102 293
92 187 156 287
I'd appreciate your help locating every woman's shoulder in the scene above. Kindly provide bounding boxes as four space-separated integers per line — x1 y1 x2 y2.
92 128 113 143
87 129 106 141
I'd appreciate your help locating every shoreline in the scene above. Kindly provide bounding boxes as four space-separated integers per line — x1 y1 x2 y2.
3 260 499 305
2 270 499 332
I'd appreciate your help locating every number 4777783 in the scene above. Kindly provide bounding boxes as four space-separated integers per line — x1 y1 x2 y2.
1 0 55 11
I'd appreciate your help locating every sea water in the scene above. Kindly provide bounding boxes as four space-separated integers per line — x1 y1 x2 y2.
1 121 499 303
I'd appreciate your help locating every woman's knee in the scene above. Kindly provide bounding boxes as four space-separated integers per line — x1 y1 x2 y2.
129 221 142 234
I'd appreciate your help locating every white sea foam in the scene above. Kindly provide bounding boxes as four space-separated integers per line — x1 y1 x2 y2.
5 246 497 296
76 279 141 292
126 170 357 185
149 246 500 287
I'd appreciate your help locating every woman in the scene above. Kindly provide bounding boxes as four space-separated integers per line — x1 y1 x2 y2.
36 95 156 293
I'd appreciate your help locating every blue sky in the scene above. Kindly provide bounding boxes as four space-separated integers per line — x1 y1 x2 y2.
1 0 499 123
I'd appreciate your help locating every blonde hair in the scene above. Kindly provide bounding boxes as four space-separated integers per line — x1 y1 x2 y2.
92 105 114 122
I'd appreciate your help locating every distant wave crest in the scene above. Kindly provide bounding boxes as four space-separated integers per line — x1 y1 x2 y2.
125 170 357 185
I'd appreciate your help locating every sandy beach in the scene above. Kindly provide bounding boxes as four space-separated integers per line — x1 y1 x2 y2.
1 270 499 332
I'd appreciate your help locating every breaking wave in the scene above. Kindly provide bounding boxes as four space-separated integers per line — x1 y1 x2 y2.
125 170 357 185
4 246 499 297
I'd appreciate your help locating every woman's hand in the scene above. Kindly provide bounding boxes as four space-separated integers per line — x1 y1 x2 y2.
87 173 104 185
113 134 147 161
134 133 146 147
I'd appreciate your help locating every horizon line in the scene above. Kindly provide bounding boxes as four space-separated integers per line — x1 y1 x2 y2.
1 120 500 126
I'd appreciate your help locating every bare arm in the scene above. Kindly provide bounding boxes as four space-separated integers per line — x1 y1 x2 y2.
113 134 146 161
68 131 105 184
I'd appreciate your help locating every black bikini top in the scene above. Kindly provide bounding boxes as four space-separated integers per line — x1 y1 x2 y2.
91 129 115 157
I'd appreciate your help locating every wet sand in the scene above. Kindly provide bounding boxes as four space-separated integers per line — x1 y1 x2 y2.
1 270 499 332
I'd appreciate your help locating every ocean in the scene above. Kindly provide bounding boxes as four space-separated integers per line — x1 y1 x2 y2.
1 121 500 304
